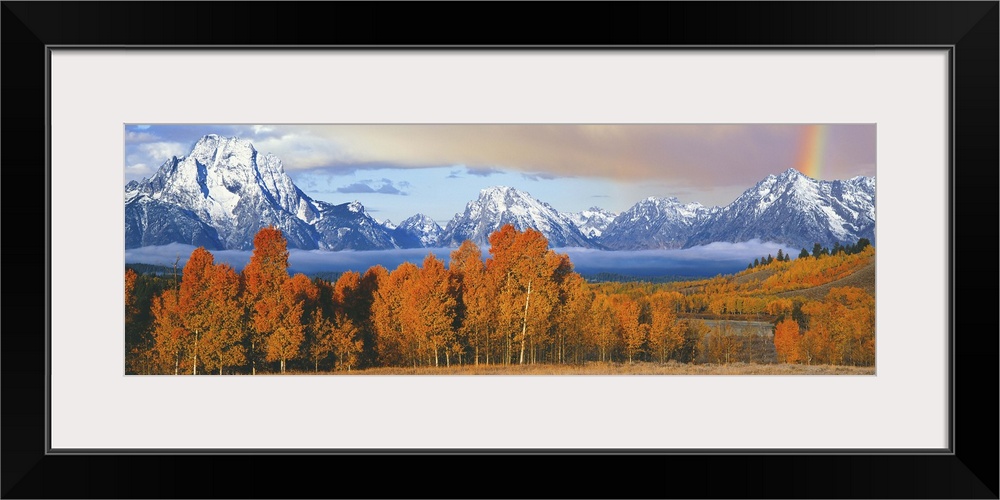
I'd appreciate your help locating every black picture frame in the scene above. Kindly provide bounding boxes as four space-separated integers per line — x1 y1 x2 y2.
3 2 997 498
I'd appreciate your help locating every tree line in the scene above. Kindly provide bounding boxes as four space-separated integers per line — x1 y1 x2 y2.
126 225 875 374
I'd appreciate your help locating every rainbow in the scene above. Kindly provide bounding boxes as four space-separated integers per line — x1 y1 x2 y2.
795 124 828 179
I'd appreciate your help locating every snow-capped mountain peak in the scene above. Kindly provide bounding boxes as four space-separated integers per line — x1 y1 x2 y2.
127 144 875 253
390 213 444 248
685 168 875 248
600 196 711 249
125 135 397 251
566 207 618 239
438 186 597 248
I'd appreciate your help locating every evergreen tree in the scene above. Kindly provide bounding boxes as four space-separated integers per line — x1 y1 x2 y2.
799 248 810 259
812 243 823 259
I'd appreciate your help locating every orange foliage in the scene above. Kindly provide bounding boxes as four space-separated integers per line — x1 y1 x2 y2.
773 318 801 364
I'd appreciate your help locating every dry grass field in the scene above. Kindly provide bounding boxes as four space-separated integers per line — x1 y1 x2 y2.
288 362 875 376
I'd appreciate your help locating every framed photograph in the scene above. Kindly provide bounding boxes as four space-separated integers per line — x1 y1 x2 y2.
4 2 996 498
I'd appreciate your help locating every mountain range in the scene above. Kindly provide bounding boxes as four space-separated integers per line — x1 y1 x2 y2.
125 135 875 252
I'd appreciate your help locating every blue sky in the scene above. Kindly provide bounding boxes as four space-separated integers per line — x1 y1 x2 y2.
124 124 876 226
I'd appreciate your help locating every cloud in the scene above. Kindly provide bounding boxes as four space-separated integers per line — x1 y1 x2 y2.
122 124 876 207
125 130 160 143
336 179 408 195
138 142 188 161
336 183 377 194
554 240 801 277
466 166 503 177
522 172 559 181
125 163 153 176
446 170 462 179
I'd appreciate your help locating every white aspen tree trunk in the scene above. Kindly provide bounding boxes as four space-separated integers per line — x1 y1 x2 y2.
192 331 198 375
519 280 532 365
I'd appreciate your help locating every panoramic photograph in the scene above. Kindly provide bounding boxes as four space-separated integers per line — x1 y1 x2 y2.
124 124 876 375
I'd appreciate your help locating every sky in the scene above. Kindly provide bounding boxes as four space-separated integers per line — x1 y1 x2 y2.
124 124 876 226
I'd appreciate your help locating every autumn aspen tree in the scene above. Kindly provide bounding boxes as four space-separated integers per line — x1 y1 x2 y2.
647 292 684 363
613 297 644 363
151 288 186 375
178 247 217 375
773 318 801 364
485 225 561 365
199 263 245 374
450 241 490 365
242 227 295 374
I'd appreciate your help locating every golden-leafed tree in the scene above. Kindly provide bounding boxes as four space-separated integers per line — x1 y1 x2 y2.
150 288 186 375
177 247 217 375
242 227 310 374
646 291 685 363
612 296 644 363
242 226 291 374
331 312 362 371
196 264 245 374
801 287 875 366
371 262 419 367
355 267 385 368
404 254 458 367
589 293 619 362
124 268 155 374
258 274 314 373
773 317 801 364
125 268 138 325
485 225 564 365
331 271 361 317
553 272 593 364
450 240 492 365
306 308 335 372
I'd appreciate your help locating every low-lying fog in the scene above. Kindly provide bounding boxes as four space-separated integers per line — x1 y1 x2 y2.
126 240 800 279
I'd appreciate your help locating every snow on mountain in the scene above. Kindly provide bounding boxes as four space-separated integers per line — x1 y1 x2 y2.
566 207 618 238
125 135 397 250
685 168 875 249
600 197 710 249
438 186 598 248
311 200 398 250
390 214 444 248
126 139 874 253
